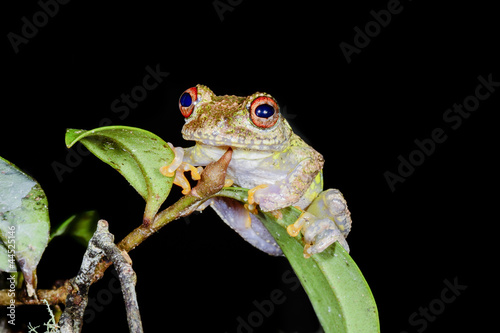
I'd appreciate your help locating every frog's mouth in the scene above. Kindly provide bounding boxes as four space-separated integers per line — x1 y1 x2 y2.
182 124 292 152
190 143 281 165
184 134 289 152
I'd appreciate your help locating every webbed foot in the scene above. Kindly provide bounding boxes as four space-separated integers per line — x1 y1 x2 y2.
307 189 352 237
302 216 350 257
303 189 352 257
160 143 202 195
287 211 349 258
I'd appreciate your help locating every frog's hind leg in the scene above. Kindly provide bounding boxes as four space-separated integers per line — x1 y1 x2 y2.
293 189 352 257
307 189 352 237
210 197 283 256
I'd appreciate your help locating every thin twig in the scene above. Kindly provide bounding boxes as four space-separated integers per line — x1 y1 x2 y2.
1 147 234 332
0 280 70 306
59 220 108 332
95 228 142 333
59 220 143 333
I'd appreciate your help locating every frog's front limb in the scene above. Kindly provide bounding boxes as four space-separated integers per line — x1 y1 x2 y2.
247 184 268 206
160 144 202 194
288 189 352 257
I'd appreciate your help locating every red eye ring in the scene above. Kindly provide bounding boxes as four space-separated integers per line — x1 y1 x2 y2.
179 87 198 118
249 96 280 128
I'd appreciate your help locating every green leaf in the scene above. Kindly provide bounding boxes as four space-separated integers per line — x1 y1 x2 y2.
218 187 379 333
0 156 50 296
50 210 99 247
65 126 175 224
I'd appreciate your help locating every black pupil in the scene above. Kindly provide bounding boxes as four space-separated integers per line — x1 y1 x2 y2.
180 92 192 107
255 104 275 118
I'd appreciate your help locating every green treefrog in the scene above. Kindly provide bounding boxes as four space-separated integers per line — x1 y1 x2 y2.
162 85 352 257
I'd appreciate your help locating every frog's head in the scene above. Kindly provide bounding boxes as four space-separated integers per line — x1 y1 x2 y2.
178 84 292 151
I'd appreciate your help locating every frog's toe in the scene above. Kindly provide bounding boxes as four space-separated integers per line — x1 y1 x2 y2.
173 169 192 195
171 163 201 195
247 184 268 205
224 178 234 187
160 144 184 177
249 184 287 212
244 203 258 215
162 159 202 196
286 210 309 237
302 218 350 257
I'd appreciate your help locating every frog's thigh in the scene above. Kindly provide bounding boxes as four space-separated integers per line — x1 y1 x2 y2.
210 197 283 256
294 171 323 209
306 189 352 237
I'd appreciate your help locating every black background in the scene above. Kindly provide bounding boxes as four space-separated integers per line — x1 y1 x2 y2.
2 0 498 332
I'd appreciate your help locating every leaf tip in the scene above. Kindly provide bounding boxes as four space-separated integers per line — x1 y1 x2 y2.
65 128 86 148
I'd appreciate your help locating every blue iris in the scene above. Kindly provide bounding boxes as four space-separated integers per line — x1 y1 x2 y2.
255 104 275 118
180 92 192 107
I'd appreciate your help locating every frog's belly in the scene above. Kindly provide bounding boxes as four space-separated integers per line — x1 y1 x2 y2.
226 159 286 189
185 143 287 189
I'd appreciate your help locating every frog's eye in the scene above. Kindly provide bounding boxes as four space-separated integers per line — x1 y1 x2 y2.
249 96 280 129
179 87 198 117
